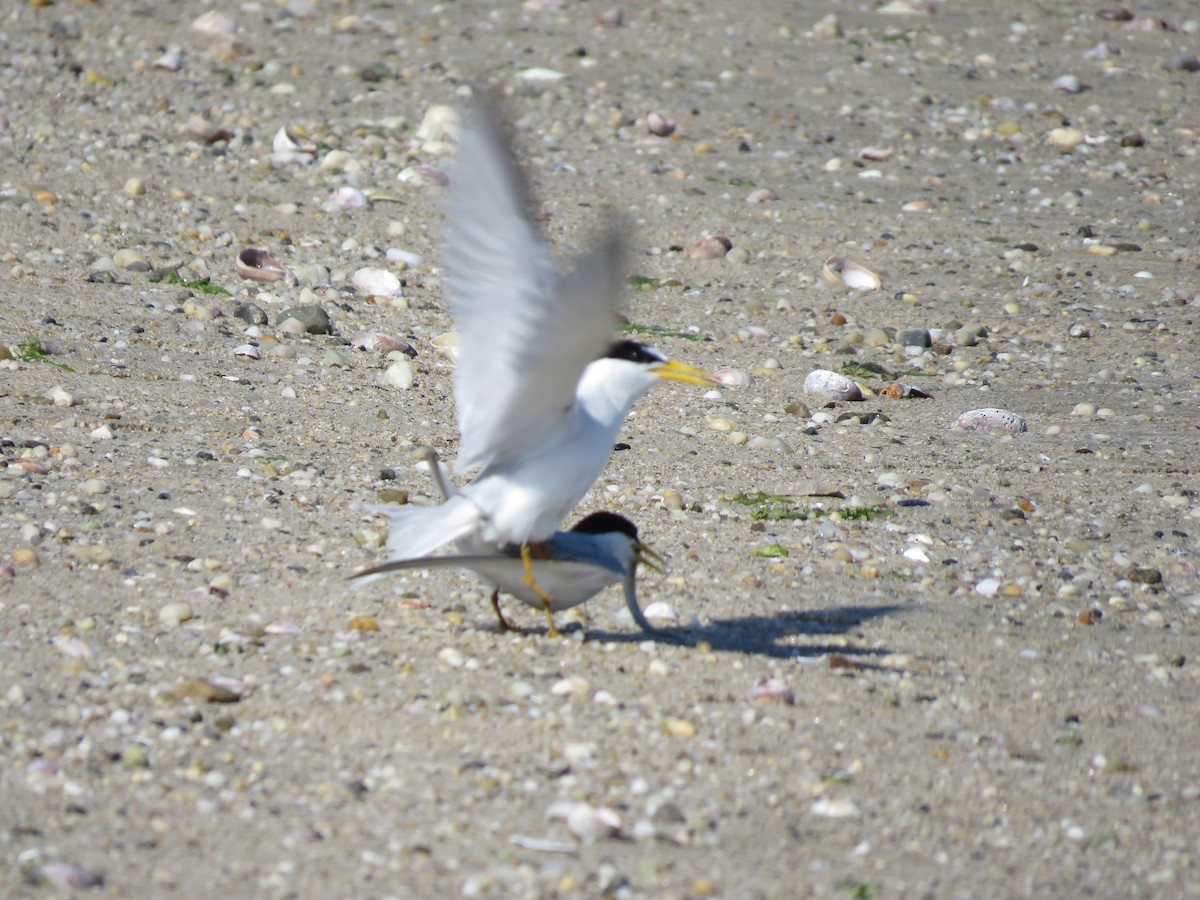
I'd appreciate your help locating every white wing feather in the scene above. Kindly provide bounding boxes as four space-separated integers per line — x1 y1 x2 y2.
445 95 624 472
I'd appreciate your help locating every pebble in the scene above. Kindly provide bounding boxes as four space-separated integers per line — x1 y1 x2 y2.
80 478 109 495
896 327 931 348
685 236 732 260
747 436 791 452
233 303 269 326
12 548 39 567
382 359 415 390
1071 402 1097 417
90 425 114 440
113 249 150 271
47 385 75 407
660 488 685 510
278 305 332 335
159 602 194 626
1048 127 1085 151
123 177 145 197
322 349 350 367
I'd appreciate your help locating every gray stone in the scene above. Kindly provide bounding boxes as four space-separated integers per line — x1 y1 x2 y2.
278 304 332 335
233 302 269 326
897 327 931 348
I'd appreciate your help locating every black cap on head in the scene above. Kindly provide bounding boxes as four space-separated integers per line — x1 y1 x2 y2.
570 511 639 541
602 340 666 366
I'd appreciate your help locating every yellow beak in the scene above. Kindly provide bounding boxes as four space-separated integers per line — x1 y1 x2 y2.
634 542 666 573
651 358 716 386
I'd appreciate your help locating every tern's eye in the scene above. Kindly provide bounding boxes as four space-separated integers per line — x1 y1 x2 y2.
604 340 665 365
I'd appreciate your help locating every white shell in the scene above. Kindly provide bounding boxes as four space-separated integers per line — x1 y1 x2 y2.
646 112 676 137
547 801 621 844
713 367 752 387
191 11 236 35
431 332 461 364
641 601 678 623
749 676 795 706
397 165 449 187
272 125 316 155
152 50 183 71
822 256 881 291
329 186 369 209
804 369 863 402
860 146 893 161
1052 74 1082 93
414 104 461 144
233 344 261 359
48 386 75 407
952 408 1027 433
516 67 567 82
902 200 934 212
350 267 402 299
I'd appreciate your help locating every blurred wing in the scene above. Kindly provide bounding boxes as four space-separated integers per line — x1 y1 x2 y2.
350 552 519 580
445 94 625 471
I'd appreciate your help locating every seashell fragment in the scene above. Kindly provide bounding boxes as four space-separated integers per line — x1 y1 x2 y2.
414 104 461 147
236 248 297 286
902 200 934 212
233 344 261 359
876 0 934 14
749 675 795 706
152 49 183 72
745 188 778 204
350 332 417 356
9 457 48 475
516 67 567 83
185 114 232 144
273 125 315 155
713 367 752 387
547 801 622 844
596 7 624 27
880 383 933 399
822 256 881 291
804 369 863 402
191 11 236 36
432 332 461 364
350 267 402 299
952 408 1027 434
38 862 104 891
641 601 678 623
811 797 860 818
329 186 369 209
270 125 316 166
685 235 732 260
397 165 449 187
1051 74 1083 93
646 112 676 137
860 146 893 161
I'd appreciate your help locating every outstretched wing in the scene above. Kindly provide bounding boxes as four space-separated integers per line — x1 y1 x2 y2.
445 93 625 472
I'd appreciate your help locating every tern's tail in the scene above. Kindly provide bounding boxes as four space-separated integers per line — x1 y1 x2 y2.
375 496 481 562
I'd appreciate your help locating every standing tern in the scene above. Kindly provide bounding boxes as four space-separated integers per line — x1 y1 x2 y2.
372 93 712 629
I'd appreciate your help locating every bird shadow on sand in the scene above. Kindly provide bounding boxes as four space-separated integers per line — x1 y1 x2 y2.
581 604 905 659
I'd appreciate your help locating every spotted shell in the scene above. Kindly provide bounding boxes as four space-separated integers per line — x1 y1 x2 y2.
952 408 1027 433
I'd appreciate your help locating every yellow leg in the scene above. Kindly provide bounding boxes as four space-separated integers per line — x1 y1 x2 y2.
520 543 559 637
490 590 516 632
